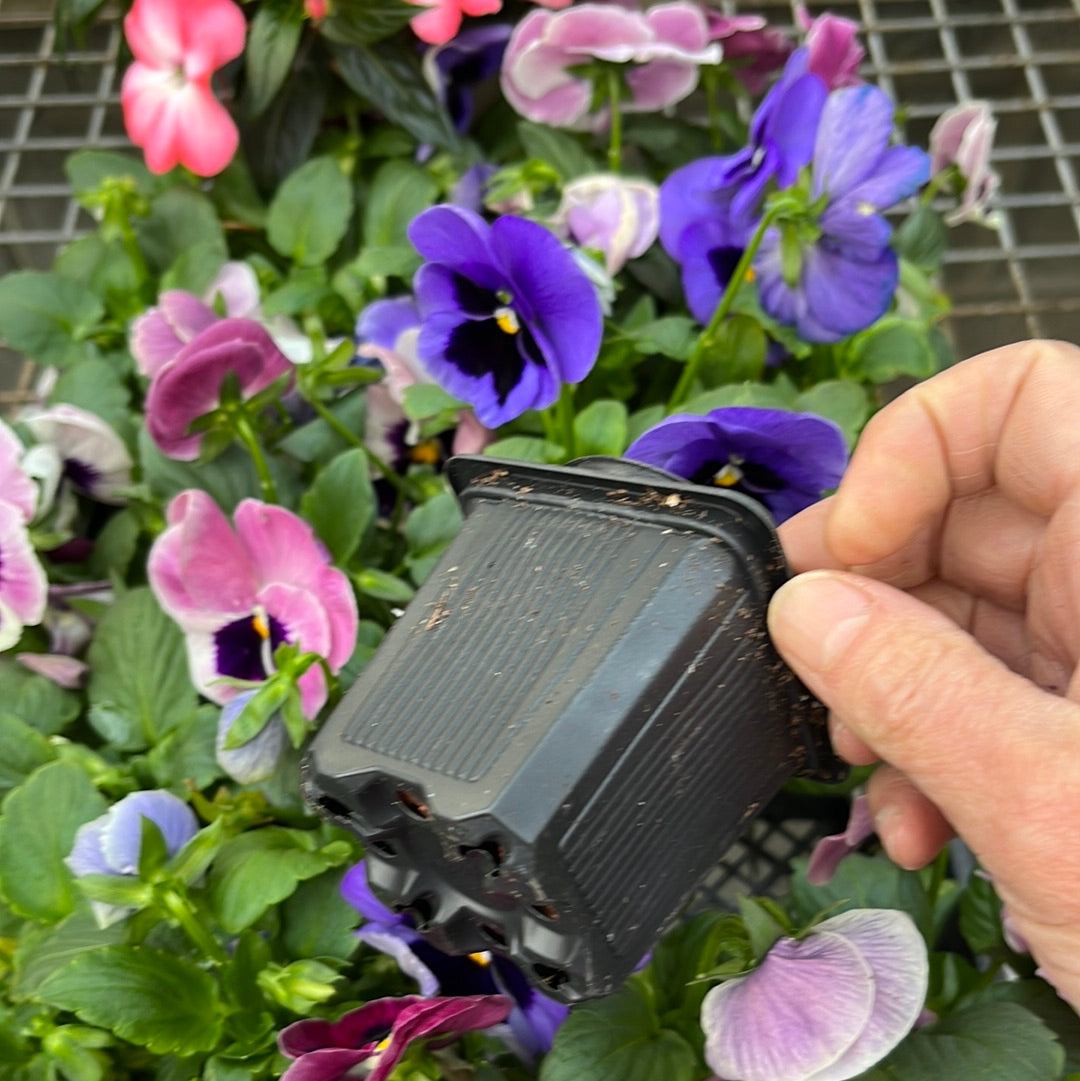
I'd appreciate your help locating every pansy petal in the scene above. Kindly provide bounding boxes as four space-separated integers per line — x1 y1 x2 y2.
843 144 930 211
359 926 442 996
65 818 110 877
802 244 898 340
812 85 894 200
16 652 89 689
0 501 47 626
101 791 198 874
806 910 928 1081
129 293 215 376
279 1047 372 1081
206 261 261 319
234 501 332 594
819 203 892 261
217 694 288 783
408 206 504 292
807 793 875 885
0 421 38 522
702 930 873 1081
357 298 421 350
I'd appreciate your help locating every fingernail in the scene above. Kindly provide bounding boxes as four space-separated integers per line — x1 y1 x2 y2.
768 571 873 674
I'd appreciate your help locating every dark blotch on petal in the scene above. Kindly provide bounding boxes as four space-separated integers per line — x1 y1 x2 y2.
446 319 540 407
451 274 501 317
214 612 287 682
63 458 101 492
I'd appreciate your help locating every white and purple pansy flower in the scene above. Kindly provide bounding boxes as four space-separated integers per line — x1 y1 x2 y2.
755 84 931 343
408 205 603 428
701 908 928 1081
147 490 358 718
625 406 847 525
65 790 199 926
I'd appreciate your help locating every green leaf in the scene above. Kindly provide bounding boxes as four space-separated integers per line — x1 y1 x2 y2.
967 981 1080 1075
332 41 463 154
574 399 628 457
363 160 439 250
354 568 416 604
37 945 223 1054
0 760 108 922
207 828 353 933
11 909 127 1001
48 357 132 435
861 1002 1064 1081
279 391 369 464
738 897 786 962
145 706 224 791
644 910 740 1017
158 240 227 295
86 587 198 752
0 660 80 734
347 244 422 280
0 271 104 367
699 314 766 387
681 380 795 415
958 870 1008 957
482 436 565 464
87 508 141 581
789 853 934 942
300 447 375 564
54 235 141 315
848 317 938 383
402 383 465 421
627 316 698 361
404 490 464 583
627 403 666 444
895 205 948 273
267 156 354 266
319 0 416 46
0 711 57 796
540 980 699 1081
280 869 362 961
794 380 872 449
64 149 156 200
517 121 595 181
136 189 226 275
244 5 303 117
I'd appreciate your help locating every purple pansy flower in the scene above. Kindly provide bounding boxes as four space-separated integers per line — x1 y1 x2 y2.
755 85 931 342
278 994 512 1081
408 205 603 428
806 793 874 885
702 908 928 1081
65 790 198 925
500 2 721 129
659 48 827 324
705 13 793 95
423 23 512 132
553 174 660 275
22 404 133 505
625 406 847 525
147 490 358 718
342 863 568 1061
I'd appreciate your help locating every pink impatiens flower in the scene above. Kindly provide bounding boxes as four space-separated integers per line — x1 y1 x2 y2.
120 0 246 176
501 2 722 129
278 995 512 1081
408 0 502 47
147 491 358 718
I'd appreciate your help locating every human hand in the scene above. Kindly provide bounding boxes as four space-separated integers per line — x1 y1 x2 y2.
768 339 1080 1007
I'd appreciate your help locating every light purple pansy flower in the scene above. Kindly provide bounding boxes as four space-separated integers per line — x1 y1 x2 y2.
408 205 603 428
806 793 874 885
147 490 358 718
65 790 199 926
798 6 864 89
659 48 827 324
929 101 1000 225
755 84 931 342
702 908 928 1081
278 994 512 1081
216 688 288 783
22 404 133 505
625 406 847 525
706 13 793 95
500 2 721 129
553 174 660 275
0 418 38 522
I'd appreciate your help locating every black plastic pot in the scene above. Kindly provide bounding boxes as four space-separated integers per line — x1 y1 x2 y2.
303 455 843 1001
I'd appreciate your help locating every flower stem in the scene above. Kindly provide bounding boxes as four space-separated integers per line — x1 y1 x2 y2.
232 414 278 503
607 68 623 174
668 204 782 410
557 384 576 460
159 887 227 964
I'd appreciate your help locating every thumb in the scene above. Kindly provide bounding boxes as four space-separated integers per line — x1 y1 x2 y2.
767 570 1080 879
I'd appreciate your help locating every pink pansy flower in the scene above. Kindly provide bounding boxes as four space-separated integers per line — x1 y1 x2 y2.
0 501 48 653
147 490 358 718
120 0 246 176
407 0 502 47
929 102 1000 225
797 6 864 89
554 174 660 275
141 318 293 460
22 404 133 505
278 995 512 1081
706 13 793 95
0 419 38 523
501 2 722 129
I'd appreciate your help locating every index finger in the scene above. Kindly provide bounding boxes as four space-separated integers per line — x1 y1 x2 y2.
826 339 1080 573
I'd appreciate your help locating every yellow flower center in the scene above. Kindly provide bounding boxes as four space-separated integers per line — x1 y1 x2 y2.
712 460 744 488
468 951 493 967
494 306 519 335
